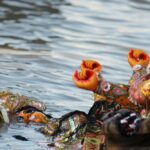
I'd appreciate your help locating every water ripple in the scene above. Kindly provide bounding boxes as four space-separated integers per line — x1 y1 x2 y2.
0 0 150 149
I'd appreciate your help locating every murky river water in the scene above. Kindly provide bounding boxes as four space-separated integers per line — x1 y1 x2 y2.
0 0 150 149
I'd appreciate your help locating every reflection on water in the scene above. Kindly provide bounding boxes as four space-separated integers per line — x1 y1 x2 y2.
0 0 150 149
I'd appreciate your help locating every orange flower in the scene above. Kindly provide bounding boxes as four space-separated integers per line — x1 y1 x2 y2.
81 60 102 72
28 112 49 124
72 69 99 91
128 49 149 67
18 111 49 124
18 111 31 124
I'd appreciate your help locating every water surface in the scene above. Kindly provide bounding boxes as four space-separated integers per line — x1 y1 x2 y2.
0 0 150 149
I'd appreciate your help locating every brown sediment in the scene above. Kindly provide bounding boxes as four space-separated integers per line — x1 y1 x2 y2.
82 132 105 150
